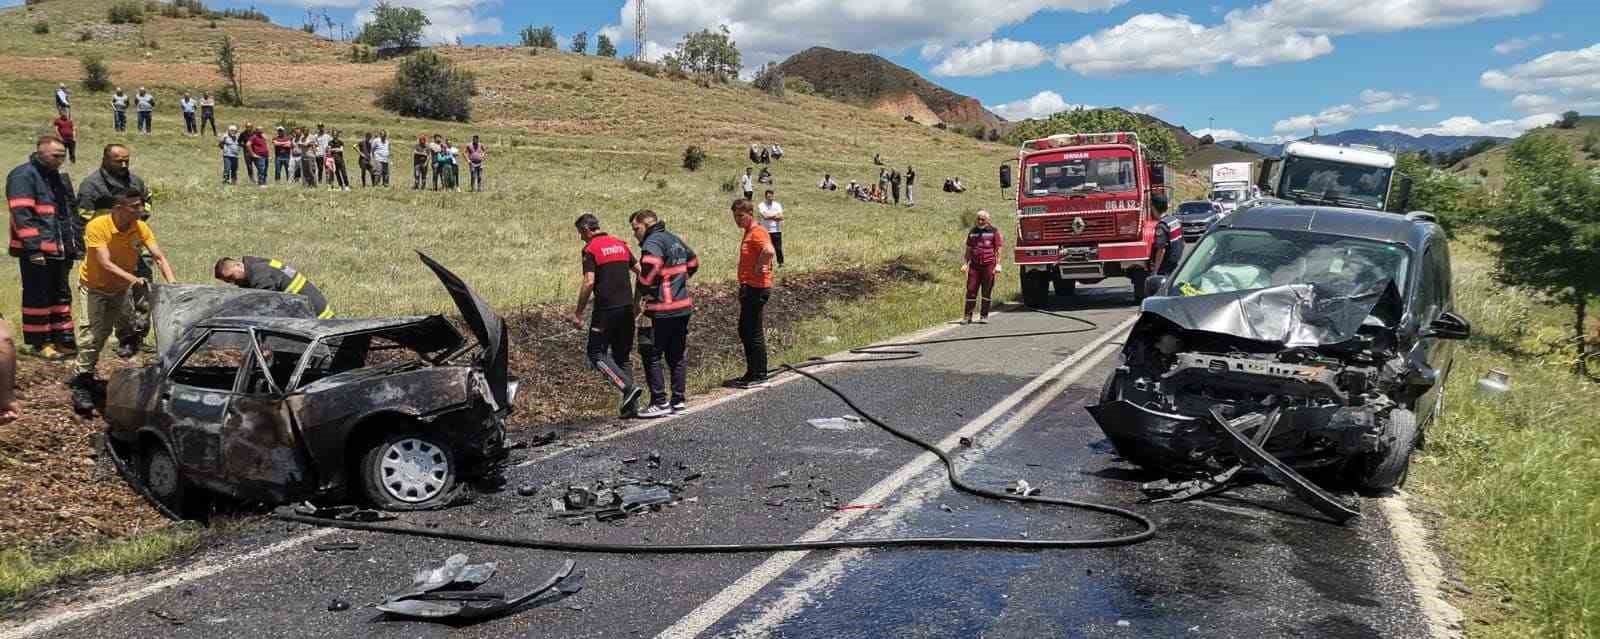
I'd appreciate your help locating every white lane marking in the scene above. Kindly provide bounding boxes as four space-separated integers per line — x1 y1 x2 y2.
656 315 1138 639
1380 491 1465 639
0 311 1000 636
0 529 338 639
719 342 1123 639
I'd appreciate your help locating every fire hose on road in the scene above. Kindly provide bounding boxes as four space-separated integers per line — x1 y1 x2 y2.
272 308 1159 552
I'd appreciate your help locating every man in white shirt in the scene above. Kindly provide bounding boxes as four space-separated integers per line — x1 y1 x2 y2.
740 168 754 201
371 131 391 187
55 83 70 117
758 189 785 267
134 87 155 134
179 93 197 136
314 124 332 182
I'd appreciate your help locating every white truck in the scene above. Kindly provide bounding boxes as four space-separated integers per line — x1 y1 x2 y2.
1208 162 1256 212
1255 141 1413 212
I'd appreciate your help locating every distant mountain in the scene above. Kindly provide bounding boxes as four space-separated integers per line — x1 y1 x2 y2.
776 47 1003 128
1220 130 1510 157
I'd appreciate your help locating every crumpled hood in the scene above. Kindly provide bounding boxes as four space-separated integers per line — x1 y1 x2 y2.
417 252 509 411
1140 281 1402 348
152 284 317 363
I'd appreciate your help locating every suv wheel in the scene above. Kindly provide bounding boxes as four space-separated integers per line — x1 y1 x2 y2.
1353 408 1418 492
360 431 459 510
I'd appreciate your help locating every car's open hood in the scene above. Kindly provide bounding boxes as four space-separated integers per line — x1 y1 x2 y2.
152 284 317 364
1141 281 1402 348
417 252 510 410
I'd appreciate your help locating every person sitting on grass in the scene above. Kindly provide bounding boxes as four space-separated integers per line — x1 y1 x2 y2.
818 174 837 191
757 166 773 185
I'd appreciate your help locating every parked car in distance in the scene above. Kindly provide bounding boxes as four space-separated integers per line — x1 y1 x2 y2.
1174 200 1225 241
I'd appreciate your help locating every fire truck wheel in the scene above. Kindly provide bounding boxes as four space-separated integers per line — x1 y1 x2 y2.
1052 277 1076 297
1021 271 1050 308
1130 270 1150 303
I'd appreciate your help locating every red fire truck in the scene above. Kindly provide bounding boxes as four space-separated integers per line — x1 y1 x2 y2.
1004 132 1173 307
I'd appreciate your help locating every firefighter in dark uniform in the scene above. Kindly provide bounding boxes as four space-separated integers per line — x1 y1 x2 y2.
213 256 333 318
962 209 1004 324
572 213 643 417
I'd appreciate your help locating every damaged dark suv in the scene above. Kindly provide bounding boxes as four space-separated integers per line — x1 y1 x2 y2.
1089 206 1469 520
104 254 516 517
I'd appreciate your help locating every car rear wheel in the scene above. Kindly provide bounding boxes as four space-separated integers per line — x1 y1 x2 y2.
140 443 206 520
1020 270 1050 308
360 432 459 510
1354 408 1418 492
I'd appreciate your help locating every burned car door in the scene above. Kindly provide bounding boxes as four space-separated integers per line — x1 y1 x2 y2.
162 329 252 486
218 332 318 502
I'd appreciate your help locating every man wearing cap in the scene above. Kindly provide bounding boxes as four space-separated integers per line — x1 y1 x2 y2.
572 213 643 417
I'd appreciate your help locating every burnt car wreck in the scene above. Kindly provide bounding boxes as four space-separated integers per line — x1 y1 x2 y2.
105 253 517 518
1089 206 1470 522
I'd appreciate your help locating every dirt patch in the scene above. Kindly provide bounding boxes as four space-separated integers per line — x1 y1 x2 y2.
0 260 931 551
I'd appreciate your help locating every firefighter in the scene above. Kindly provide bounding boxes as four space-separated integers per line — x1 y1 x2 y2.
629 209 699 418
213 256 334 319
8 136 80 360
572 214 644 417
962 210 1003 324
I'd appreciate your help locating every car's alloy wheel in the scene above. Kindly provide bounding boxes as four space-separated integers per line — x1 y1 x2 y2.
377 437 452 504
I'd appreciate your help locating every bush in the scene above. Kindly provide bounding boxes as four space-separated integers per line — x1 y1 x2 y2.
623 58 659 77
207 19 218 28
81 55 112 93
32 21 49 34
349 44 379 63
78 30 93 42
719 177 737 193
518 25 555 48
1556 110 1581 129
784 76 815 96
596 34 617 58
570 31 588 54
579 68 594 82
752 62 784 98
682 145 706 171
655 179 667 190
108 1 145 24
377 50 478 122
356 1 429 50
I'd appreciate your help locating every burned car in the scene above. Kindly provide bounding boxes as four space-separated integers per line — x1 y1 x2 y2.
105 254 516 517
1089 206 1469 521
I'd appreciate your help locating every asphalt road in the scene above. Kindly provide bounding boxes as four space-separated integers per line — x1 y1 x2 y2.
8 284 1435 639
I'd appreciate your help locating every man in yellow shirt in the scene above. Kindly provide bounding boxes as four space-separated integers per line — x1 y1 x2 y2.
73 189 175 388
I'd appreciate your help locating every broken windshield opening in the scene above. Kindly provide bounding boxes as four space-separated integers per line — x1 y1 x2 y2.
290 330 442 390
1027 156 1135 196
1171 229 1410 298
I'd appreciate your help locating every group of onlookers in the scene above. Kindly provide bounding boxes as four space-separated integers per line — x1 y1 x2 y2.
820 160 918 206
748 142 784 164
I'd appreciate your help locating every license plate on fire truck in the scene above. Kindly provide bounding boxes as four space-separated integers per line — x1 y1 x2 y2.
1061 246 1095 263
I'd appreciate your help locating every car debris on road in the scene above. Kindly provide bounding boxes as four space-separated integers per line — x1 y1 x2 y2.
375 554 584 622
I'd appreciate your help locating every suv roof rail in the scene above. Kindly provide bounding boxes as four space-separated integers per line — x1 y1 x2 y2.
1405 211 1439 224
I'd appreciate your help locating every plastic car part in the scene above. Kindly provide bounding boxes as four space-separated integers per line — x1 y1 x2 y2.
376 557 579 622
1208 406 1361 523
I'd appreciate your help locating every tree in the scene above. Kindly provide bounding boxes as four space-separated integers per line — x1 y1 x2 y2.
784 76 815 96
356 1 429 50
671 25 741 82
1199 134 1215 146
81 54 112 93
376 50 478 122
751 62 784 97
1557 110 1582 129
1480 133 1600 377
596 33 617 58
519 25 556 48
215 35 244 105
1396 153 1469 232
570 31 588 54
1004 108 1185 165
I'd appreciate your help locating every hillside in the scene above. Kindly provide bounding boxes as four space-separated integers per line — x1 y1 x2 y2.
1223 129 1508 157
1448 115 1600 189
776 47 1002 128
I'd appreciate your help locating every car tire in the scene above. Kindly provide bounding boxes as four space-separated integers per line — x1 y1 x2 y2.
1052 277 1076 297
1098 369 1122 404
359 431 460 511
140 443 205 520
1130 269 1150 304
1355 408 1418 492
1020 270 1050 308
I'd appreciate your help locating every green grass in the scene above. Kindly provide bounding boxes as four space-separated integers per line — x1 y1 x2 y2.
0 525 201 607
1411 238 1600 638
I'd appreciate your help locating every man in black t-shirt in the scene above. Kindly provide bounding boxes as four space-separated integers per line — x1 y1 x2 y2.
572 213 643 417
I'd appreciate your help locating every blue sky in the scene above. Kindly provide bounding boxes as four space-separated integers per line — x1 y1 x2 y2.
202 1 1600 141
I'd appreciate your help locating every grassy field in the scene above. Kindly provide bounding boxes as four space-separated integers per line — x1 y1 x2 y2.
1411 238 1599 638
1447 116 1600 190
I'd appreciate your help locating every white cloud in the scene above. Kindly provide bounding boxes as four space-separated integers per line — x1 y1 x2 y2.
598 24 623 46
1416 97 1440 111
1046 0 1540 76
1130 104 1164 115
613 0 1128 70
1373 113 1559 138
931 39 1051 77
1194 128 1287 144
1494 35 1544 55
1273 103 1358 133
987 91 1093 121
1481 43 1600 115
1358 89 1412 113
351 0 502 43
1273 89 1441 134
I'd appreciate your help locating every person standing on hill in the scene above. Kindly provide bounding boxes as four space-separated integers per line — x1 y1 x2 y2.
962 210 1003 324
467 135 487 192
741 167 754 201
314 125 332 183
298 129 319 187
889 168 902 205
629 209 698 418
432 136 452 191
70 189 175 406
55 83 70 118
372 131 391 187
905 165 917 206
179 93 198 136
758 189 785 268
329 131 350 191
273 126 293 182
134 88 154 134
729 198 776 389
413 135 429 190
110 88 128 133
242 124 259 184
9 136 81 360
218 125 241 185
572 213 644 418
198 92 218 136
357 132 374 188
52 112 77 164
447 139 462 192
246 126 270 188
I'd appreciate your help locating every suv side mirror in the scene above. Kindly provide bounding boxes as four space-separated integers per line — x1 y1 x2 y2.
999 163 1012 190
1423 312 1471 340
1144 275 1168 298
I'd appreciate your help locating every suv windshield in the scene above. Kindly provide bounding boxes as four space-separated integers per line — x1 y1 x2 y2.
1171 229 1410 297
1027 155 1135 196
1279 157 1392 209
1178 202 1216 215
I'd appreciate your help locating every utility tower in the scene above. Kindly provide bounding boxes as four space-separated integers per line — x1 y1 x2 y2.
634 0 647 60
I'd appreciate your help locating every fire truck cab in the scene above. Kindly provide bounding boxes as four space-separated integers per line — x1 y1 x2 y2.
1005 132 1173 307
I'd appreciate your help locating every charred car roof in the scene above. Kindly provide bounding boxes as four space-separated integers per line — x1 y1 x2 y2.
1216 204 1433 248
197 316 467 359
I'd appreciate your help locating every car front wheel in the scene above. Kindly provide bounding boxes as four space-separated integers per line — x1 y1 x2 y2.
1353 408 1418 493
359 432 460 510
140 443 206 520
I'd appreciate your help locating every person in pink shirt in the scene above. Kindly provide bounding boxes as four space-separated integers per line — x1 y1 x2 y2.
466 135 488 192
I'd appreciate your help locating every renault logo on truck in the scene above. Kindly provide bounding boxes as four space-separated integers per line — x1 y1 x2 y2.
1071 217 1087 234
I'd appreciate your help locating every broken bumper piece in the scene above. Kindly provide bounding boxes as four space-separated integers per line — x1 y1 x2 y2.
376 554 584 622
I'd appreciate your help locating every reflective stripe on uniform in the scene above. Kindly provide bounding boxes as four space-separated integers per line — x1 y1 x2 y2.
318 307 336 319
286 274 309 294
